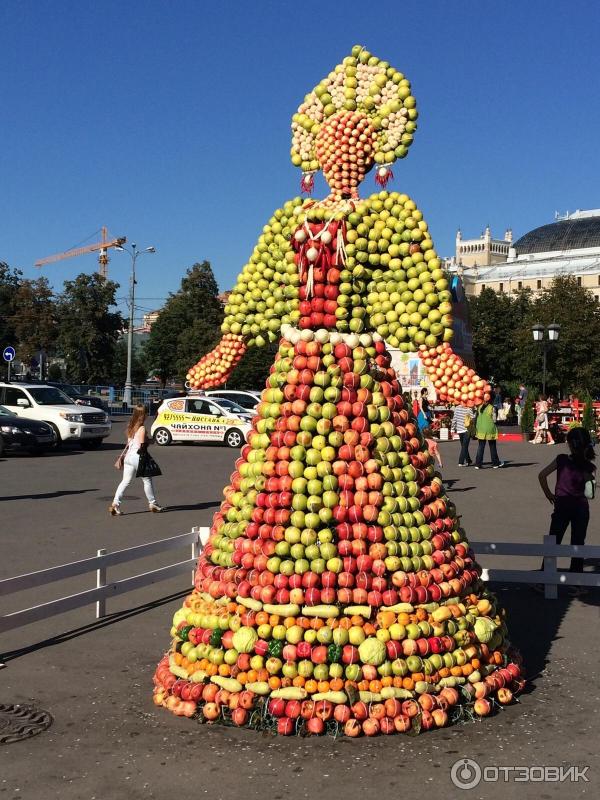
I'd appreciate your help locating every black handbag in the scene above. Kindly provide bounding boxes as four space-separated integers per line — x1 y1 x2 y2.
136 448 162 478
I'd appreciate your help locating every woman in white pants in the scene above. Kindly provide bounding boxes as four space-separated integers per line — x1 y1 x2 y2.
110 405 163 515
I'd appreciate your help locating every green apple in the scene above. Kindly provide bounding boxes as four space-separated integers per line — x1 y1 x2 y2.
348 625 366 645
286 625 303 644
389 623 406 640
298 659 314 677
333 627 349 646
317 626 333 644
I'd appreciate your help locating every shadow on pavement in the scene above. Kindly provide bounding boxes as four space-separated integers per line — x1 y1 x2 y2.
444 478 476 493
0 588 190 665
109 500 221 515
490 583 600 686
163 500 221 512
1 489 96 501
5 449 84 459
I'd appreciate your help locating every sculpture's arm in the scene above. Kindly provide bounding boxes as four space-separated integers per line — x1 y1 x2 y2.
186 200 306 388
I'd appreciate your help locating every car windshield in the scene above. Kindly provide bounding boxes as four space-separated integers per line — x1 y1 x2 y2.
54 384 82 399
0 404 14 416
212 398 248 414
230 395 259 409
28 387 75 405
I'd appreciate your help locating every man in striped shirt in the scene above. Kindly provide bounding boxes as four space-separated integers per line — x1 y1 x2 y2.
452 403 474 466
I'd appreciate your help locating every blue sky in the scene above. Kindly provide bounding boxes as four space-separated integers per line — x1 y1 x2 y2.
1 0 599 324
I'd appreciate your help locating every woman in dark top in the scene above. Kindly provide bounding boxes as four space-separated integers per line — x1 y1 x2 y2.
538 427 595 593
417 387 433 431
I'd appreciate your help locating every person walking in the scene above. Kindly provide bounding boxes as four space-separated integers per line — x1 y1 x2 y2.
417 387 433 431
451 402 473 466
422 427 443 470
110 404 163 516
515 383 528 426
531 395 555 445
474 397 504 469
538 427 596 595
411 390 420 420
492 386 503 423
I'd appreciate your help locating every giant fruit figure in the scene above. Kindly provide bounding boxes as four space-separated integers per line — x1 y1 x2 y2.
153 46 521 735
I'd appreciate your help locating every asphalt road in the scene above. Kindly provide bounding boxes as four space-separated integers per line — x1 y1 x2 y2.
1 422 599 799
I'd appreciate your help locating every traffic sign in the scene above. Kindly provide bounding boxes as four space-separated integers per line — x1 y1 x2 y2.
3 346 16 363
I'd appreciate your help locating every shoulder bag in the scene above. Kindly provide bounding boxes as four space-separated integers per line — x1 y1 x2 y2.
136 447 162 478
114 444 128 470
584 477 596 500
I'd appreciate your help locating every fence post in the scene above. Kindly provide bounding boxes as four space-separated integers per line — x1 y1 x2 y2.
96 548 108 619
191 527 200 585
543 534 558 600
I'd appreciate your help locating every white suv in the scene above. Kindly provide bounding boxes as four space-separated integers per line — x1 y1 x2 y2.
203 390 261 410
0 383 111 449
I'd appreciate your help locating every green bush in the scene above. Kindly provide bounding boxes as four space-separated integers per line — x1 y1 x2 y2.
582 392 597 433
521 395 534 434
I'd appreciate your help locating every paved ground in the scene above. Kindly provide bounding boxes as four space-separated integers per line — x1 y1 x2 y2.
1 422 599 799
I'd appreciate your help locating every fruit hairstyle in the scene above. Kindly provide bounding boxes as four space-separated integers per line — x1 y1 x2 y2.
126 404 147 438
566 426 596 465
291 44 418 192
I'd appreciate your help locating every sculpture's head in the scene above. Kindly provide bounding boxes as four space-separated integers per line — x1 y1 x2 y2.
291 45 418 198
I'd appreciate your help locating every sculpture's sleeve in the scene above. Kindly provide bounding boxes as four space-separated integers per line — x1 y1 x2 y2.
186 200 304 389
353 193 489 406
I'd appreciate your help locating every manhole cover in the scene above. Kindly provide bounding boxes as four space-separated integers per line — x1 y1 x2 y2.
0 704 53 744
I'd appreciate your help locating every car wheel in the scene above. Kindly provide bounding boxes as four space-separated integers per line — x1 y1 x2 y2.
48 424 62 449
81 438 103 450
153 427 172 446
0 436 4 458
225 428 244 448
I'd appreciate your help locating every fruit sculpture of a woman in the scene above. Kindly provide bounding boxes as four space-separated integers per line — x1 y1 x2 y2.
153 45 522 736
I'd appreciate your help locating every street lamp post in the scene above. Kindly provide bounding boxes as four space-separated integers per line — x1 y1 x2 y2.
116 243 156 407
532 322 560 396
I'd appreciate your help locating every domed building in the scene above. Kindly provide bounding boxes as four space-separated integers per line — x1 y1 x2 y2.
448 209 600 302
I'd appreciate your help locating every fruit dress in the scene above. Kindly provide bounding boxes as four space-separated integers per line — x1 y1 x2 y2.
152 46 522 735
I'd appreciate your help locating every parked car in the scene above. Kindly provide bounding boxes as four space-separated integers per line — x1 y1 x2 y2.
206 396 254 421
0 404 56 455
151 396 251 448
204 390 261 410
0 383 111 449
46 382 109 413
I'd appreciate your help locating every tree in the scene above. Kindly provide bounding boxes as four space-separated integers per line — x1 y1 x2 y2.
111 337 148 386
56 273 123 384
468 287 533 384
145 262 223 384
524 277 600 397
226 343 276 390
0 261 21 365
47 362 63 381
469 278 600 397
10 277 58 369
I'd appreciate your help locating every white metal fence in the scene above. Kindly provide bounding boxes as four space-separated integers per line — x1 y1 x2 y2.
1 533 598 642
0 527 210 636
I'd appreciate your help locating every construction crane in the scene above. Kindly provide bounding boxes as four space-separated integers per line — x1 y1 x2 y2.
35 226 126 279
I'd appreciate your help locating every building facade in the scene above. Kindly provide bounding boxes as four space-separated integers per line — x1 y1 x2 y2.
455 226 513 267
447 210 600 301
